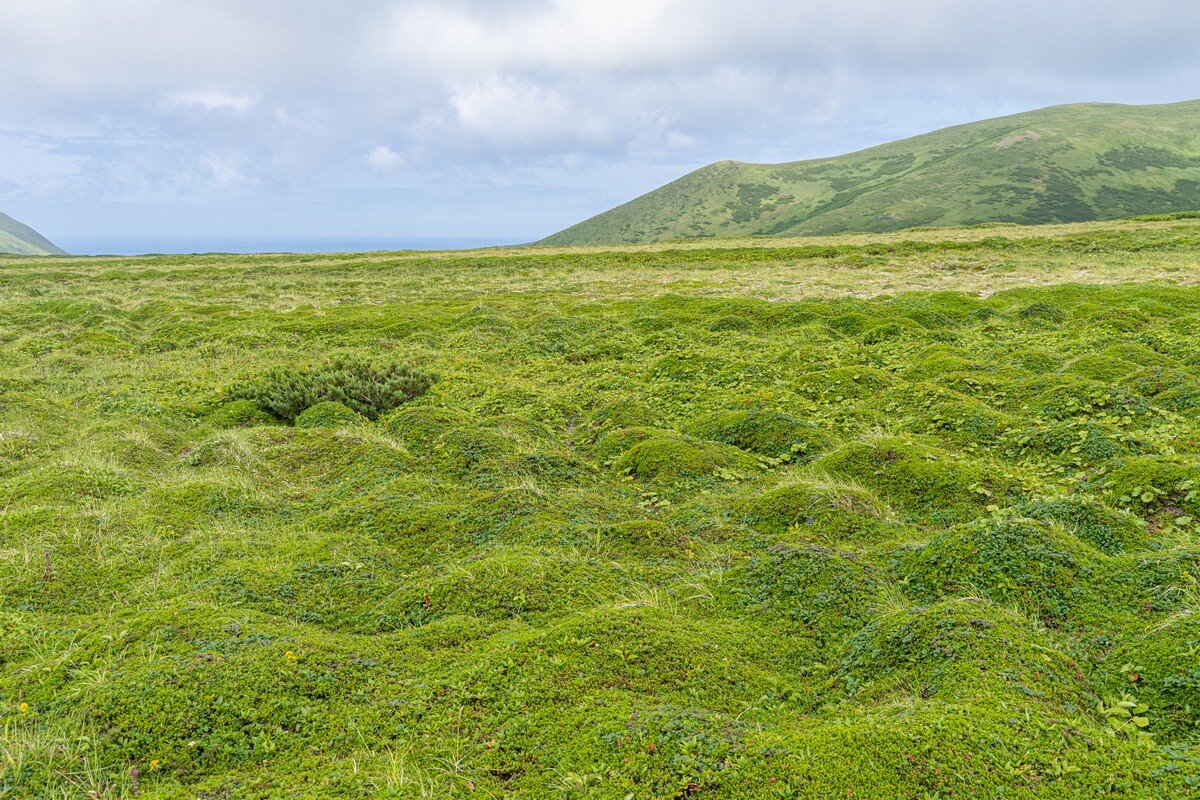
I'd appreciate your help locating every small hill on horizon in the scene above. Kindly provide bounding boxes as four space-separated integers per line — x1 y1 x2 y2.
0 211 67 255
542 100 1200 245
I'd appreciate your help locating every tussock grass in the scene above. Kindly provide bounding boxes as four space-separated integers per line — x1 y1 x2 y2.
3 215 1200 796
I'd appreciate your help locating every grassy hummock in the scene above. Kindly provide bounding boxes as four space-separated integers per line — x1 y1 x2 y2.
3 215 1200 797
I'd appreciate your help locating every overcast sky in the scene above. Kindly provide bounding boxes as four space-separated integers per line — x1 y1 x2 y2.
2 0 1200 252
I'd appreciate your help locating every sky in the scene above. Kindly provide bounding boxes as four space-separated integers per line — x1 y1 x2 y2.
2 1 1200 254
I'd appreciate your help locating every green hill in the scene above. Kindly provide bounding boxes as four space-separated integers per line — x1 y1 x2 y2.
0 210 66 255
543 100 1200 244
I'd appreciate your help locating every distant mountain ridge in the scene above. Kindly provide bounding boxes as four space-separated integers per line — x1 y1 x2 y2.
0 212 67 255
542 100 1200 245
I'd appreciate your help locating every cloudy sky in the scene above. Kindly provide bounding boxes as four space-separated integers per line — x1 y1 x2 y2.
2 0 1199 253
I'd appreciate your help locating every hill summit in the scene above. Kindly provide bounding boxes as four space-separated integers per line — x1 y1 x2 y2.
542 100 1200 245
0 211 66 255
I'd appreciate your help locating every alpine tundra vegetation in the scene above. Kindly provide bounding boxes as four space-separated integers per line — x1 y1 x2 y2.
4 214 1200 797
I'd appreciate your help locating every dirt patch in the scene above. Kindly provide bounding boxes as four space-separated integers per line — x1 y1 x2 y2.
996 130 1042 149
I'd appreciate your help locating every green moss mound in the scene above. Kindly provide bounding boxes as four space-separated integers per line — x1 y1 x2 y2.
378 404 468 450
612 433 761 484
683 409 837 461
594 425 663 463
742 477 902 545
585 397 658 435
860 317 924 344
1010 346 1059 373
879 382 1015 447
838 599 1085 704
1108 614 1200 742
207 398 274 428
602 519 685 557
1005 419 1141 465
901 517 1103 621
723 542 884 646
1017 301 1066 326
1027 378 1150 421
794 365 896 401
902 346 978 380
1062 353 1138 383
1015 496 1149 554
1094 456 1200 524
294 400 366 428
816 436 1009 524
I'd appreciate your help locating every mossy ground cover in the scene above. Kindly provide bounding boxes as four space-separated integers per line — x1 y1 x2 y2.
3 216 1200 797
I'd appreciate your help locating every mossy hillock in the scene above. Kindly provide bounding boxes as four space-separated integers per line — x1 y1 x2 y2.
6 216 1200 796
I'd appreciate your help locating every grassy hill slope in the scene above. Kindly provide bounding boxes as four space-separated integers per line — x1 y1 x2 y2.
543 100 1200 244
3 216 1200 797
0 211 66 255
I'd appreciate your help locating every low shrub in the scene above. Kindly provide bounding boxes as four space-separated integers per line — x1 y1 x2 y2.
229 357 433 422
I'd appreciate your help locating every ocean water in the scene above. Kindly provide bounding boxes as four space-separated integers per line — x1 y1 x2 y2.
52 236 524 256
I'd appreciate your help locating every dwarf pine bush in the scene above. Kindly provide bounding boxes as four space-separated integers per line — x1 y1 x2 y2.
230 357 433 421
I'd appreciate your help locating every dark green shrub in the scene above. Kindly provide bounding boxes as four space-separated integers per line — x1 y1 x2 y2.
230 357 433 422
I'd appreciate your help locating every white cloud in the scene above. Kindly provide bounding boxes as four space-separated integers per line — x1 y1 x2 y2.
169 91 255 112
0 0 1198 242
366 145 405 171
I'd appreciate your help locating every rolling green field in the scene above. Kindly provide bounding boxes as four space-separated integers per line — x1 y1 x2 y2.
4 214 1200 798
543 101 1200 245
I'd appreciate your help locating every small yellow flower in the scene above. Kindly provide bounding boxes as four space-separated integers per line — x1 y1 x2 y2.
149 759 161 771
18 702 28 716
284 650 296 661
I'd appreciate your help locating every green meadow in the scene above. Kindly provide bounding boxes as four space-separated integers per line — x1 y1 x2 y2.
4 214 1200 798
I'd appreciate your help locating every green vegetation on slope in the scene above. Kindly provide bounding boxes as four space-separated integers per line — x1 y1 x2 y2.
3 216 1200 798
543 100 1200 245
0 211 66 256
